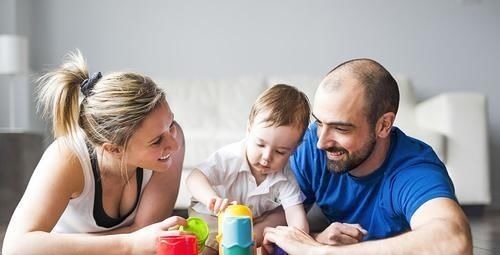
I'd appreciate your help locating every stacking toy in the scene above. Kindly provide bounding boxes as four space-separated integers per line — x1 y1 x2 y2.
217 204 255 255
179 217 209 251
156 235 198 255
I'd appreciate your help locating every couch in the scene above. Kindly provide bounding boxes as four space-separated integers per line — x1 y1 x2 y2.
158 75 490 211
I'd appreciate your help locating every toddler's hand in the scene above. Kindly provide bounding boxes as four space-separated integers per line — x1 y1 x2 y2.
207 197 236 215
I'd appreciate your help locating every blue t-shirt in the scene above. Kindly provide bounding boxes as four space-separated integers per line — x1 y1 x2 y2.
290 123 456 240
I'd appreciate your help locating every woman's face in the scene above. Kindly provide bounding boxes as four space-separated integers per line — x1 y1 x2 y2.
125 101 179 172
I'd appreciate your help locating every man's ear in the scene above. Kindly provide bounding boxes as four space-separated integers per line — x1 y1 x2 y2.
376 112 395 138
102 143 123 158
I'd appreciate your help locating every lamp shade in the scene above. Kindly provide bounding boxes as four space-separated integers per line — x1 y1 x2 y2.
0 34 28 75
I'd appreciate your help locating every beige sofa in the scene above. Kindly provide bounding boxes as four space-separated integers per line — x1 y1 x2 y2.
158 75 490 210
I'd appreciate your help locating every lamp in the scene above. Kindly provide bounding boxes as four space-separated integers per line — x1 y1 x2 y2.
0 34 28 130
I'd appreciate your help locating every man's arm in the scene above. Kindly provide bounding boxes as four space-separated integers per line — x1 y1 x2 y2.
264 197 472 255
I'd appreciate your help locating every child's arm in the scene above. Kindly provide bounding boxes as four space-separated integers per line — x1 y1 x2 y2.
253 206 287 247
284 204 310 233
185 168 233 214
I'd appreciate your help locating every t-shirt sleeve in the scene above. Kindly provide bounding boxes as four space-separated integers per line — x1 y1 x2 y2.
196 150 226 186
390 163 456 223
277 164 306 209
289 126 317 206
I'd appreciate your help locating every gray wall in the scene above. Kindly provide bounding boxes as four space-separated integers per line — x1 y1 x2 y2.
1 0 499 207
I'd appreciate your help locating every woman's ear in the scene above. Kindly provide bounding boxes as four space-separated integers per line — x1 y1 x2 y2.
246 120 251 136
376 112 395 138
102 143 123 158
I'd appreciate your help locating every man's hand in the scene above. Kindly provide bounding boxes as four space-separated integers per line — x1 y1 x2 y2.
314 222 368 245
262 226 322 255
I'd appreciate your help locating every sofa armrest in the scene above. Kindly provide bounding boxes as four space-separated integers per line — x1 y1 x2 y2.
415 92 490 204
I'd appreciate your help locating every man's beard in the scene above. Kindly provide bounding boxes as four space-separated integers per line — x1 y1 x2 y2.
326 135 377 174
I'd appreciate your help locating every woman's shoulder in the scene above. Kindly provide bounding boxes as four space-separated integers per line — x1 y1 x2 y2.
36 137 87 197
45 138 87 165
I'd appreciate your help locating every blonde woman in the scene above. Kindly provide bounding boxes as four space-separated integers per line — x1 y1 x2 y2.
2 51 187 255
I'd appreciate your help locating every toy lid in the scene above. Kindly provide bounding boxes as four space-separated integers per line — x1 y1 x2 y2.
179 217 209 245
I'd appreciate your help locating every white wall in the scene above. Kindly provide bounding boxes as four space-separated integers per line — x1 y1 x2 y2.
2 0 500 207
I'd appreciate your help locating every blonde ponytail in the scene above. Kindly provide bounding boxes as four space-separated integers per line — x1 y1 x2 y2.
37 50 88 138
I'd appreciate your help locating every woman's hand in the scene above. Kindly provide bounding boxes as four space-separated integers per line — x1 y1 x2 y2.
128 216 189 254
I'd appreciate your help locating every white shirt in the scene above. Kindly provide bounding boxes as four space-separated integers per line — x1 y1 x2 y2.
191 139 304 217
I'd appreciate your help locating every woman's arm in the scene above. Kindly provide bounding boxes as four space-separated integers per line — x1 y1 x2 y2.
2 140 135 255
2 128 189 255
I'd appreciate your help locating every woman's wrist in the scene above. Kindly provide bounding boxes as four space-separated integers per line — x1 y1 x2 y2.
120 233 136 255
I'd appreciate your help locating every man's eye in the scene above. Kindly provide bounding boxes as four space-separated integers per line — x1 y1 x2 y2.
256 144 265 147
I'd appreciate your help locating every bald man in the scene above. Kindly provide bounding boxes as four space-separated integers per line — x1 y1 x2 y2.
262 59 472 255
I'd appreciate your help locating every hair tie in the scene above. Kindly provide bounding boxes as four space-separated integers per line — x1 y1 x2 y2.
80 72 102 97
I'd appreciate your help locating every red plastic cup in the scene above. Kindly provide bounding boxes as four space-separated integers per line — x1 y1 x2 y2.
157 235 198 255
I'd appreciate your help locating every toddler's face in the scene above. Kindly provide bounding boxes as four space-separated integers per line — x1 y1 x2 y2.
246 115 302 177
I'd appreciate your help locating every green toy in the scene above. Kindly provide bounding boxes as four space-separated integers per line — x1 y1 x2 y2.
179 217 209 251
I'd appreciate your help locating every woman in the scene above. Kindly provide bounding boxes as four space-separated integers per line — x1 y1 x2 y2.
2 50 187 255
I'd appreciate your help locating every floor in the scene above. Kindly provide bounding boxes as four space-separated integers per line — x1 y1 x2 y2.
0 211 499 254
470 211 500 254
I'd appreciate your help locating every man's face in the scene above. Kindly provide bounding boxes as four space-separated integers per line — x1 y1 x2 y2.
312 79 377 174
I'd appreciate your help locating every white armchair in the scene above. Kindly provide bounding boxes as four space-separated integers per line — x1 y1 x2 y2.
395 78 490 205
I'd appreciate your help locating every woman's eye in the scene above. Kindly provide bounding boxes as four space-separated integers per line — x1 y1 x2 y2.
256 144 264 147
153 137 162 145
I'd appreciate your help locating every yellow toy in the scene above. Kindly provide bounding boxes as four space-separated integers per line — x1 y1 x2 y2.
216 204 256 255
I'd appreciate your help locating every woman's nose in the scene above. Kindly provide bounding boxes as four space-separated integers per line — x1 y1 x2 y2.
164 131 179 152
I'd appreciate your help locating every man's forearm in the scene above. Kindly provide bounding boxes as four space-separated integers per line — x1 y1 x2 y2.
319 218 472 255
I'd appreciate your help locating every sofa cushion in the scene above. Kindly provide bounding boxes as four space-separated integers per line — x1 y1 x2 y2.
216 77 267 130
158 77 266 169
161 79 219 131
265 75 323 103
